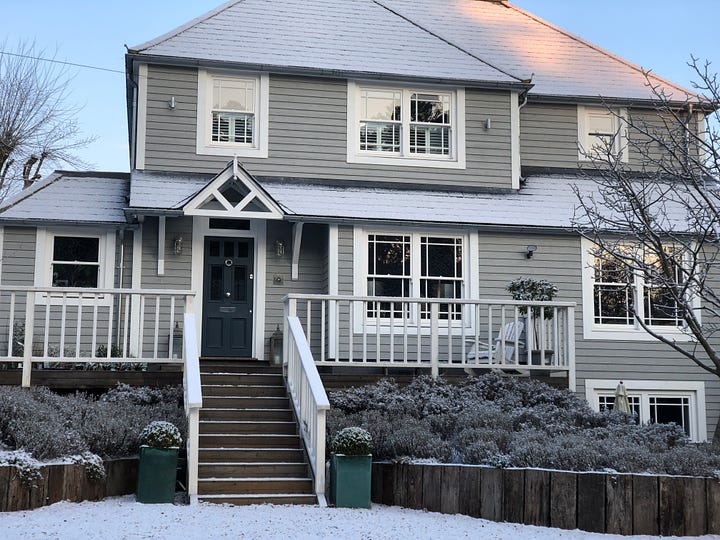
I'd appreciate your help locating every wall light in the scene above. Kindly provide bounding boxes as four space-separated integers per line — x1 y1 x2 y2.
168 96 176 109
173 236 183 255
526 245 537 259
275 240 285 257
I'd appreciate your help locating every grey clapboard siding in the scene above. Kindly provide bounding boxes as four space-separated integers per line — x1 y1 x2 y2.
143 65 513 189
337 226 720 438
1 227 36 286
520 103 579 168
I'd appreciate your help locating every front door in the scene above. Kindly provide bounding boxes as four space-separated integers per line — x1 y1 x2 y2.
201 237 254 357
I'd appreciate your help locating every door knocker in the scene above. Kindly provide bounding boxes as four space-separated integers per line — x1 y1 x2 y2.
224 259 233 267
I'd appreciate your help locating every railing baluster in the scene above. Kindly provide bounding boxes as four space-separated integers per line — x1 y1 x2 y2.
389 302 395 364
122 295 130 358
168 296 176 360
416 302 421 363
320 300 326 362
75 293 84 359
348 300 354 362
60 294 67 359
362 301 367 363
402 300 408 364
500 306 507 366
487 305 493 363
43 296 50 358
153 295 160 360
138 296 146 360
91 295 99 359
7 292 15 357
553 307 559 367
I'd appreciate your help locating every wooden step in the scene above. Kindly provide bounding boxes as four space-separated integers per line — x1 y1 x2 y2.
199 433 302 448
199 408 294 421
202 396 291 409
202 384 287 398
199 493 317 506
199 420 297 435
198 477 313 495
199 447 305 463
200 373 284 385
199 462 309 478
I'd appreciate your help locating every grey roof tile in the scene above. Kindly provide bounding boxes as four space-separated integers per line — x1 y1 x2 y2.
130 169 212 209
0 172 130 225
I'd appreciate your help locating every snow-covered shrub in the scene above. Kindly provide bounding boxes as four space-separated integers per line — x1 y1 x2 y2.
327 374 720 475
139 421 182 448
332 427 373 456
72 451 106 481
0 449 42 487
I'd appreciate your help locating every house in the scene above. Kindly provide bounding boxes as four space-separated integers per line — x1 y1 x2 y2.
0 0 714 505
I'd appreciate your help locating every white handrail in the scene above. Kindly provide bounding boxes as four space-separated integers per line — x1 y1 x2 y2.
183 311 202 504
285 315 330 506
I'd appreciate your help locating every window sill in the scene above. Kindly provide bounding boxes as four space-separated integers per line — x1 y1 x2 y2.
197 144 268 159
583 324 694 342
347 153 466 169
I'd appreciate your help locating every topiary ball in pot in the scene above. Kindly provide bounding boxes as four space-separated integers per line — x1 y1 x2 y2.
139 420 182 448
332 426 373 456
136 421 182 503
330 427 373 508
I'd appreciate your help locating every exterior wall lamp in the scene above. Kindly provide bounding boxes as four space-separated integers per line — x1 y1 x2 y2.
275 240 285 257
526 245 537 259
269 325 283 365
173 236 183 255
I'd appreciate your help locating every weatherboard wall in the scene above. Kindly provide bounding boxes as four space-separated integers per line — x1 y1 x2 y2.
141 65 513 189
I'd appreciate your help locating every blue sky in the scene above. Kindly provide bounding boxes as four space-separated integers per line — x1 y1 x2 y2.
0 0 717 173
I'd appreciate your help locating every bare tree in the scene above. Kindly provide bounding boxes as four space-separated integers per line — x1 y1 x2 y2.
573 58 720 378
0 42 93 198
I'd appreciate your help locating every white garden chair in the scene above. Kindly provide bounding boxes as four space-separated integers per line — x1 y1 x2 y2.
465 320 525 365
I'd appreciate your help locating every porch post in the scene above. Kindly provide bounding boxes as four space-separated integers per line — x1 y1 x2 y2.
21 291 35 387
567 305 576 391
430 302 439 379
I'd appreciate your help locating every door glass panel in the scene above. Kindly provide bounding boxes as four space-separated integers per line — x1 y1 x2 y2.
237 241 249 258
210 265 223 300
209 240 220 257
224 241 234 257
233 266 247 301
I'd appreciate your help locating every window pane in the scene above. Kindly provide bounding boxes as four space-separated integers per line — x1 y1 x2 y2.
360 89 401 121
410 93 450 124
594 285 633 324
368 235 410 276
208 240 221 257
52 264 98 288
212 112 254 144
209 265 223 301
420 236 463 319
598 395 640 420
233 266 247 301
650 396 690 436
409 125 450 155
53 237 99 263
212 78 254 112
360 122 401 152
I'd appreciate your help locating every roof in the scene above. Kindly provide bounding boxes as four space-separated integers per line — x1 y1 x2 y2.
126 168 613 230
130 0 695 102
131 0 523 89
0 172 130 225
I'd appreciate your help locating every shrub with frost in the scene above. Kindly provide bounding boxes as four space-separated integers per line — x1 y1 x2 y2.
332 427 373 456
139 421 182 448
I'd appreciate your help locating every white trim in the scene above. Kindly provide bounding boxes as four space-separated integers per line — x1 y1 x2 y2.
328 224 339 358
510 91 521 190
135 64 148 170
157 216 166 276
346 81 466 169
580 237 695 341
33 226 116 306
585 378 707 441
577 105 628 163
0 225 4 285
196 69 269 159
352 225 478 334
183 161 284 220
130 225 143 356
190 217 267 360
291 222 303 281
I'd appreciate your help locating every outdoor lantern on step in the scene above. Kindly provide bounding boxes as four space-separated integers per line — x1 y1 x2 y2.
270 325 283 365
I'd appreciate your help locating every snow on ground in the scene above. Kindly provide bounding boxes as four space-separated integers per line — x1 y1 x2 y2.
1 497 718 540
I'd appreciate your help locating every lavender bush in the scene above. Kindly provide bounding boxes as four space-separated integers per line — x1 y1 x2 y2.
328 375 720 476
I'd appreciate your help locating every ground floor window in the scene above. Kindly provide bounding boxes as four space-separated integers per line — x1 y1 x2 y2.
585 379 706 441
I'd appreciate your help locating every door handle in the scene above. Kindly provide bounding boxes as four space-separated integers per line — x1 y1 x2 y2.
225 291 231 298
249 273 254 280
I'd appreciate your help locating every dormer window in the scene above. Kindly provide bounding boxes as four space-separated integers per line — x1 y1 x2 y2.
197 70 269 158
348 82 466 169
578 105 627 162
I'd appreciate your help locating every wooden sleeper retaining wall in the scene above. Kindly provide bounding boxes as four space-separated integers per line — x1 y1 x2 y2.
0 457 138 512
371 462 720 536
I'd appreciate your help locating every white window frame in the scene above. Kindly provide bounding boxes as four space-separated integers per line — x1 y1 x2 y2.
352 226 479 333
34 227 116 305
196 69 269 158
577 105 628 163
347 81 466 169
585 379 707 441
580 238 698 341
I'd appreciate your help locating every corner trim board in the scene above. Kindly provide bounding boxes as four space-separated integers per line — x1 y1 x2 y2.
136 64 148 170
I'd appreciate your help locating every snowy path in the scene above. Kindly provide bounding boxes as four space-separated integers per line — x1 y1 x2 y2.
1 496 717 539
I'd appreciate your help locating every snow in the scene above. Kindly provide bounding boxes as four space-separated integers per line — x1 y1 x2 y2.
1 496 717 540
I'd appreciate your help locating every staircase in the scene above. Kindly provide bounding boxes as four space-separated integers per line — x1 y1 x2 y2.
197 360 317 505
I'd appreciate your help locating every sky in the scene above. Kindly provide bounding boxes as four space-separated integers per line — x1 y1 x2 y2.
0 0 717 174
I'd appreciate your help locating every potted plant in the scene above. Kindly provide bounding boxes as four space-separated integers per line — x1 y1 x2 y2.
136 420 182 503
329 427 373 508
506 277 558 365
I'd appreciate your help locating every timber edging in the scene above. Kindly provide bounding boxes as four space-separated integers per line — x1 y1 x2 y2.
371 462 720 536
0 457 138 512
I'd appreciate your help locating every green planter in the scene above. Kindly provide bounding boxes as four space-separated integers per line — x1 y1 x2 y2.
330 454 372 508
136 446 179 503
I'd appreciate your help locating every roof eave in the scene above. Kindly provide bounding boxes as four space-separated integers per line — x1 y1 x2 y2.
528 92 714 110
125 53 533 92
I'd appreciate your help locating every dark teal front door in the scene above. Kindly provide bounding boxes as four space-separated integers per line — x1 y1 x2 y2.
201 237 254 357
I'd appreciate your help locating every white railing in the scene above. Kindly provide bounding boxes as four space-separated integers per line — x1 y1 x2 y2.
183 310 202 505
283 294 576 387
284 315 331 506
0 286 195 387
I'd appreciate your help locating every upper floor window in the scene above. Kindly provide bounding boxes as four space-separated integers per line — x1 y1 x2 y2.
197 70 269 158
577 105 627 162
347 82 466 169
581 239 695 340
